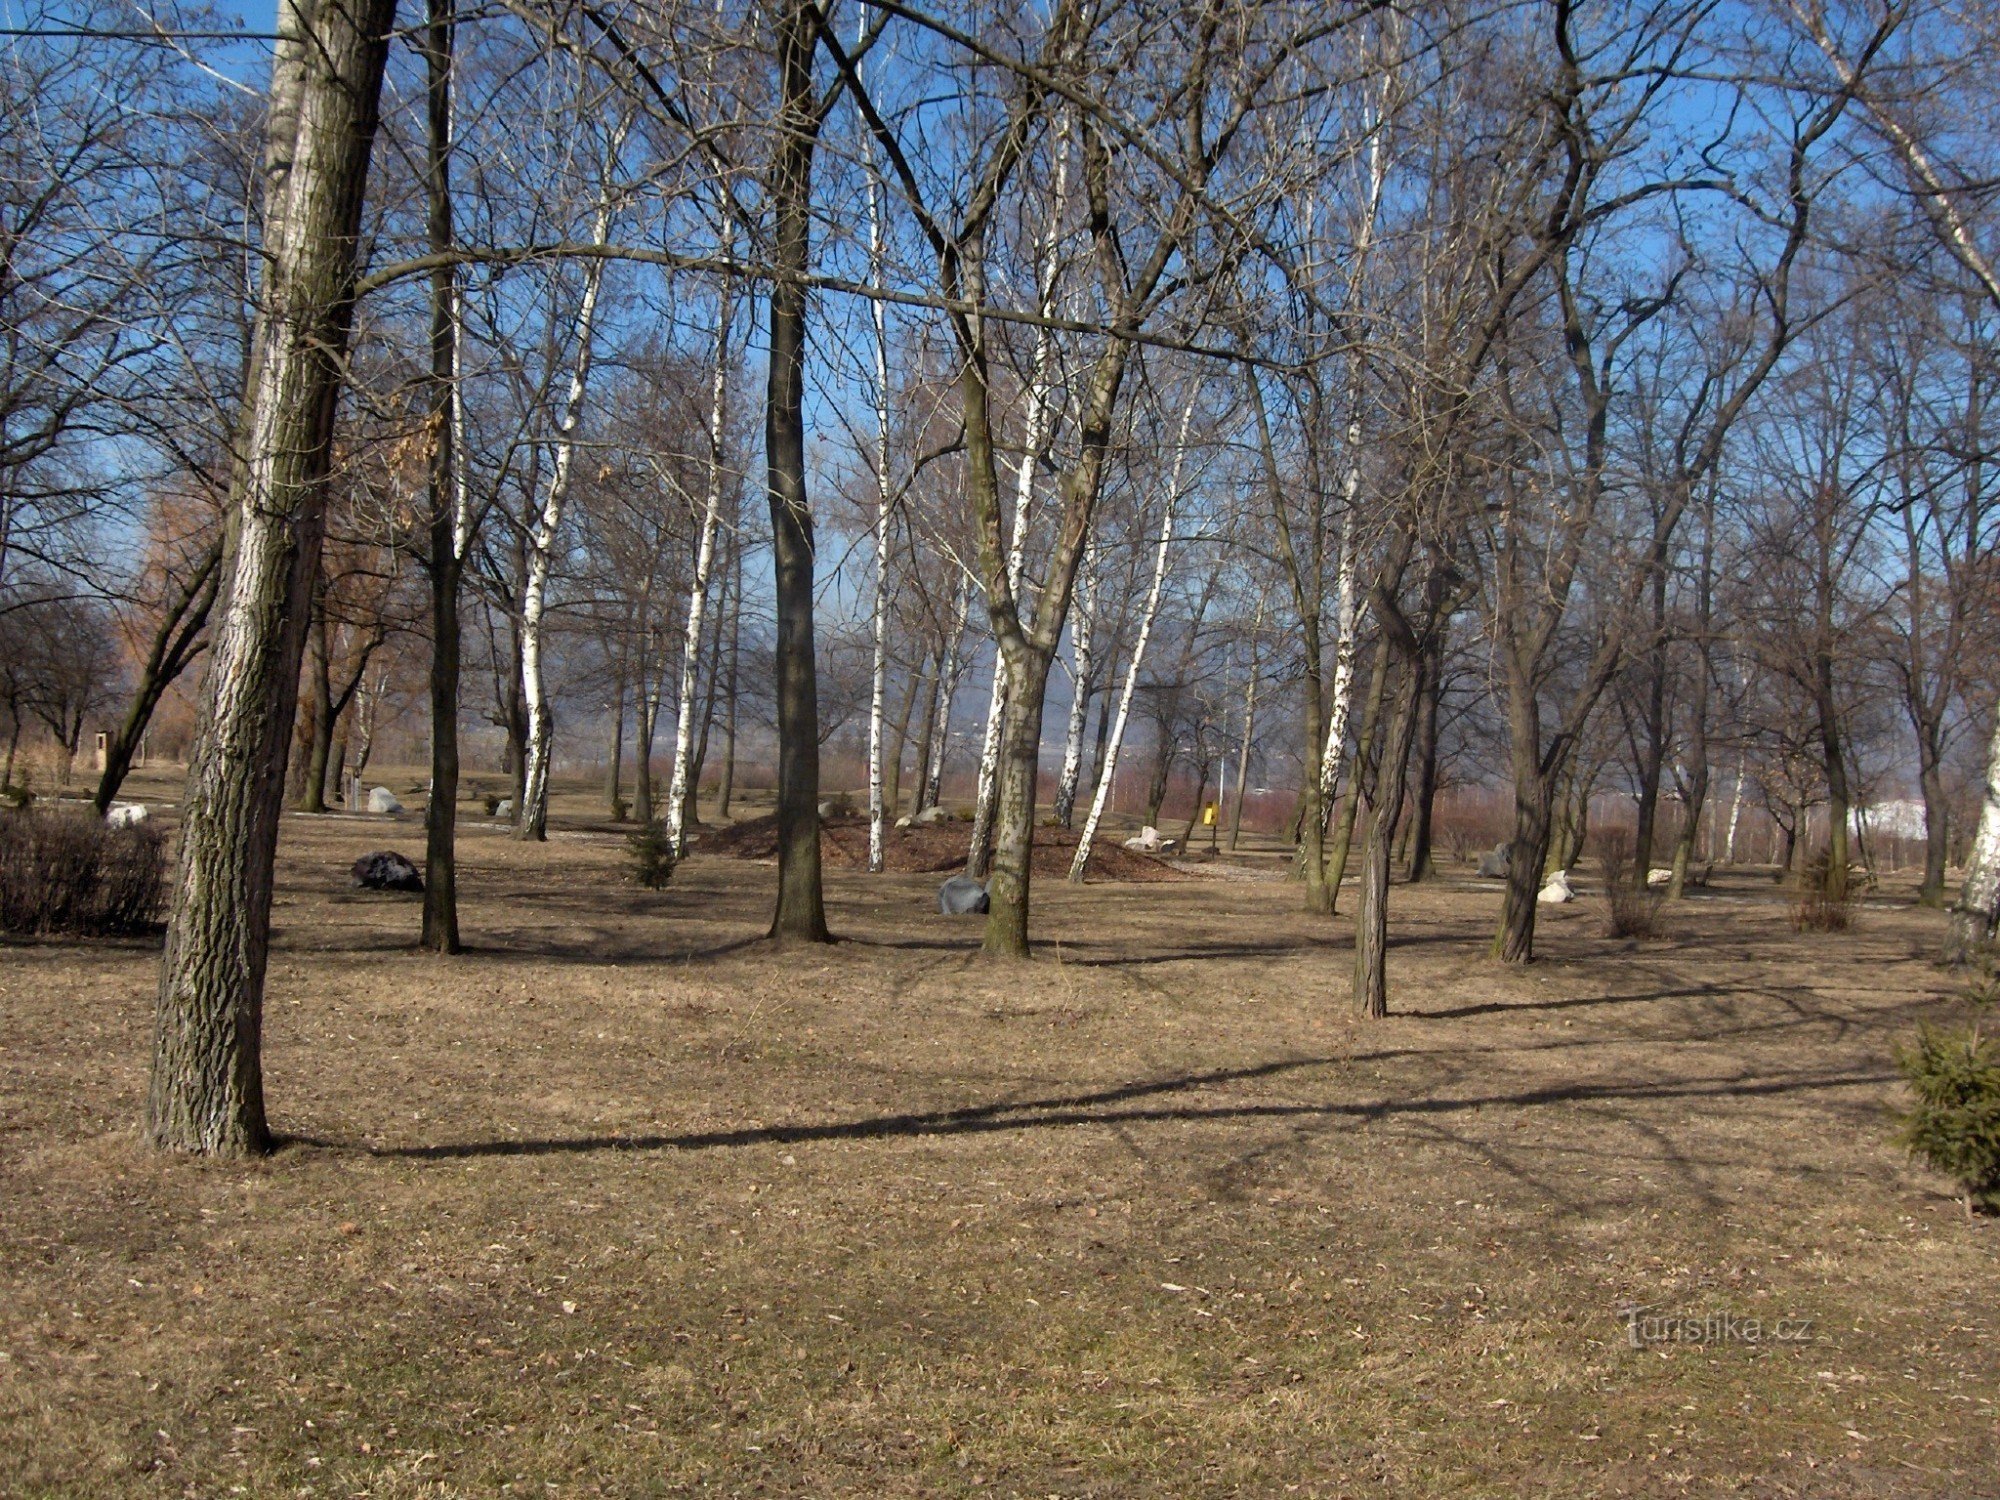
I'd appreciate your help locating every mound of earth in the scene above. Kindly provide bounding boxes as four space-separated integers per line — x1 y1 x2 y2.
698 813 1188 882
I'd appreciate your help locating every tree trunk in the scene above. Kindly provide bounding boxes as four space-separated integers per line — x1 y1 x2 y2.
1053 542 1097 827
1668 498 1715 900
1324 633 1391 909
414 0 467 947
883 646 923 821
665 286 731 856
1405 637 1441 881
300 590 334 813
94 539 222 814
1629 561 1668 887
147 0 397 1155
717 530 741 821
923 578 969 814
517 175 618 843
1948 705 2000 959
1178 756 1210 852
1247 373 1328 913
966 126 1067 880
1667 703 1710 900
633 667 660 825
764 0 829 943
604 660 629 819
1228 652 1258 852
1315 509 1362 821
685 569 727 834
1356 666 1421 1018
863 99 894 872
1815 648 1851 901
1144 733 1173 829
982 647 1052 956
1493 678 1556 964
1070 411 1187 881
1917 747 1948 907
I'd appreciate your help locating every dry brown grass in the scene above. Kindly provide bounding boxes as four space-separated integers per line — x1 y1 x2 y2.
1 788 1995 1497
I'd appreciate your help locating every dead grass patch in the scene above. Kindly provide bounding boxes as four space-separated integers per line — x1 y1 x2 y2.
0 808 1993 1497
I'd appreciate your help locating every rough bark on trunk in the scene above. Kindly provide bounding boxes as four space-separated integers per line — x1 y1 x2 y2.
1918 753 1948 906
147 0 397 1155
1355 664 1421 1019
764 0 829 942
1494 763 1555 964
299 587 333 812
1405 636 1441 881
983 649 1052 956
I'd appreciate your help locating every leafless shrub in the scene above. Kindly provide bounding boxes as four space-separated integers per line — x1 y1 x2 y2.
0 809 167 936
1791 858 1855 934
1596 829 1664 940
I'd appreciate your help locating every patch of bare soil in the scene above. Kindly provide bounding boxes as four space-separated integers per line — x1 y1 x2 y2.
1 808 1995 1498
702 811 1190 882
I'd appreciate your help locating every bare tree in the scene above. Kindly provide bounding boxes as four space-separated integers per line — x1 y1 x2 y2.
147 0 400 1155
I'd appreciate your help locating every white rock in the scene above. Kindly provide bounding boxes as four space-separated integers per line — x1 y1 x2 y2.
367 786 403 815
893 815 913 829
105 803 148 828
494 797 514 819
1646 866 1673 889
914 805 949 826
1537 869 1574 905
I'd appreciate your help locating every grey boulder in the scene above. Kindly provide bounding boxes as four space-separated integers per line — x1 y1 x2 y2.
366 785 403 815
351 850 424 893
937 874 989 915
1475 842 1511 879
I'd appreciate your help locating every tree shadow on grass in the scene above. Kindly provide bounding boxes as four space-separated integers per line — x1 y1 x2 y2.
300 1059 1893 1162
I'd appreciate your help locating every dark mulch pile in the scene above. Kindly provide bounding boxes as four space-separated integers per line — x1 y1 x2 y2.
697 813 1189 882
